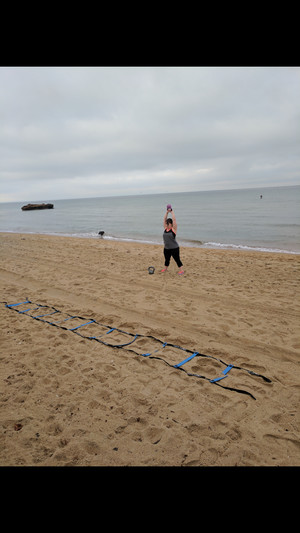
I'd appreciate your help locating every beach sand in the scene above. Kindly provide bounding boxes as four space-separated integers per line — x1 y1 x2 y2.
0 232 299 466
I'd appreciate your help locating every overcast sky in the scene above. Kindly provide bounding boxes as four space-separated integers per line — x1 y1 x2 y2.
0 66 299 202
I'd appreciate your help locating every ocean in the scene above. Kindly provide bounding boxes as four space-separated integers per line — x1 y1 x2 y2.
1 185 299 254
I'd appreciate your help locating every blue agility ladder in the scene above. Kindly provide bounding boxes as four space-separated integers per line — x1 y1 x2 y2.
3 298 272 400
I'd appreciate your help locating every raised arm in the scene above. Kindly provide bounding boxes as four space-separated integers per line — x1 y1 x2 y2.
163 210 168 229
171 210 178 233
164 207 178 232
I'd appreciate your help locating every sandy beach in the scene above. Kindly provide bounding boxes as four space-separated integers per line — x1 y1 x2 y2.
0 232 299 466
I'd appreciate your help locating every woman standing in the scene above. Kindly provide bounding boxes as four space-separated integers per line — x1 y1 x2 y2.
161 205 184 275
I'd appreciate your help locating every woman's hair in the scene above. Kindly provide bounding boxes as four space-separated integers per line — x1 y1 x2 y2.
166 218 173 225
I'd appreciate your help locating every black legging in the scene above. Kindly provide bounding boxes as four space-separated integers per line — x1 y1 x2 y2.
164 247 183 268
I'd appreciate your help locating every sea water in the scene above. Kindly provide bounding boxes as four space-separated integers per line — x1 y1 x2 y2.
0 185 299 254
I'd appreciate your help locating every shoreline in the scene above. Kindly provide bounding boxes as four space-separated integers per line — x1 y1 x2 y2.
1 232 299 466
1 230 299 256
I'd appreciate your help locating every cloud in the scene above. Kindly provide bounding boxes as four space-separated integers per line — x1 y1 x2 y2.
0 66 299 202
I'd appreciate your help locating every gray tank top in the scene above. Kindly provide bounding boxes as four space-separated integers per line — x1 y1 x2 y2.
163 229 179 249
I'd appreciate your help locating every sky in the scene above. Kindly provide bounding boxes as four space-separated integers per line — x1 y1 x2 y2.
0 66 299 203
